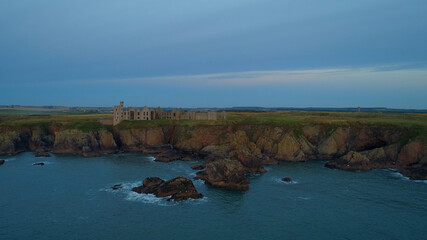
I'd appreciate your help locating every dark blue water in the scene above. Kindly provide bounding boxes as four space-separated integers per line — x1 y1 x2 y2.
0 152 426 240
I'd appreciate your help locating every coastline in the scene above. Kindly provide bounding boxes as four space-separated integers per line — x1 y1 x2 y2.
1 118 426 189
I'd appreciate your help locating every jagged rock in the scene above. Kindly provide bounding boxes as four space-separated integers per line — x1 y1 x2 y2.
275 132 315 161
33 162 45 166
325 151 371 170
195 159 250 190
191 164 206 170
132 176 203 201
154 150 183 162
35 151 50 157
282 177 292 182
398 156 427 180
0 160 5 165
181 156 192 161
111 184 122 190
318 127 350 159
261 156 279 165
397 141 427 166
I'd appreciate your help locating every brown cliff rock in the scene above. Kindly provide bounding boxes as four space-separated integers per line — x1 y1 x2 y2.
397 141 427 166
35 151 50 157
275 132 316 161
52 129 117 156
195 159 250 190
132 176 203 201
318 127 349 158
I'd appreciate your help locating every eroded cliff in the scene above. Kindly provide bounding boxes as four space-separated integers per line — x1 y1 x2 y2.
0 122 426 187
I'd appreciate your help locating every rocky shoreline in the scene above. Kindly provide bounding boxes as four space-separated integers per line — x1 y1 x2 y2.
0 124 426 189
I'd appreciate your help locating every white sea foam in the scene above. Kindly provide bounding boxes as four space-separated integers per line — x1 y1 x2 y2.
146 156 156 162
125 192 175 206
192 179 204 187
101 181 183 206
273 177 298 185
297 196 311 200
389 170 427 184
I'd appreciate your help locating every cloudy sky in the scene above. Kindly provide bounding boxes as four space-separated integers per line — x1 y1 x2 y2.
1 0 426 108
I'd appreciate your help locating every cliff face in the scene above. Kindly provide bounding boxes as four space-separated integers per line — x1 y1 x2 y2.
0 124 426 182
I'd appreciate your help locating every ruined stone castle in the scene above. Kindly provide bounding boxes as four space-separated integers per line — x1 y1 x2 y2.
113 101 226 125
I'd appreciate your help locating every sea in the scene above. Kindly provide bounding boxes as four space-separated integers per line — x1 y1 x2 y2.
0 152 426 240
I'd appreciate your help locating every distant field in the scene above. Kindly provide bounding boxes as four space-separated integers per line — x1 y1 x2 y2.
0 111 427 130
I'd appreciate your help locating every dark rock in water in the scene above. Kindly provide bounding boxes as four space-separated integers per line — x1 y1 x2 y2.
132 177 165 194
35 151 50 157
111 184 122 190
33 162 45 166
132 176 203 201
154 150 183 162
398 156 427 180
0 160 5 165
195 159 250 190
191 164 206 170
261 156 279 165
282 177 292 182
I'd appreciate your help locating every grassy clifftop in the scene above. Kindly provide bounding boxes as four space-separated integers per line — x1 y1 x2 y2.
0 111 426 141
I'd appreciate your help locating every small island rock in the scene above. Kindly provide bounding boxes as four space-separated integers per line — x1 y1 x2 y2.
282 177 292 182
33 162 45 166
111 184 122 190
35 151 51 157
0 160 5 165
132 176 203 201
191 164 206 170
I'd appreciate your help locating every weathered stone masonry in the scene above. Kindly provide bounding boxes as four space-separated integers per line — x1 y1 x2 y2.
113 101 226 125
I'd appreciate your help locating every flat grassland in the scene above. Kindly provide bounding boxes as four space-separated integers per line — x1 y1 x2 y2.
1 111 426 140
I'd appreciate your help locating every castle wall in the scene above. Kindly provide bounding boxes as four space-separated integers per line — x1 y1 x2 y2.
113 102 226 125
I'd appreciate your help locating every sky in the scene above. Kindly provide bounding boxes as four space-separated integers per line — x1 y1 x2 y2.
0 0 427 108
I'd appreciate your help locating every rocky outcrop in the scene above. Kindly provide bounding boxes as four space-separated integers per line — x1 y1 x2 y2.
282 177 292 182
275 132 316 161
191 164 206 170
33 162 45 166
132 176 203 201
111 184 122 190
0 123 425 181
53 129 116 157
35 151 50 157
195 159 250 190
0 160 5 165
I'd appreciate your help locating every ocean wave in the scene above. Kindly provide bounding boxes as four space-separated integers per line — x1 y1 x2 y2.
146 156 156 162
389 171 427 184
125 192 175 206
273 177 298 185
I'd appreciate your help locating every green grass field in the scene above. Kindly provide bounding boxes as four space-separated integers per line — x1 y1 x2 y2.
1 111 426 140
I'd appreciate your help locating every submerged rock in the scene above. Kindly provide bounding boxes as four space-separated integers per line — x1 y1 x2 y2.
0 159 5 165
111 184 122 190
132 176 203 201
153 150 183 162
33 162 45 166
191 164 206 170
282 177 292 182
35 151 50 157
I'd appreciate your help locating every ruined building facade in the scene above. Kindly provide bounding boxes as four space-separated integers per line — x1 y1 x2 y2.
113 101 226 126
